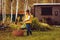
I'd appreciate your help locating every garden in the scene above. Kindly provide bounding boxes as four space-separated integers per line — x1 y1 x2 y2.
0 17 60 40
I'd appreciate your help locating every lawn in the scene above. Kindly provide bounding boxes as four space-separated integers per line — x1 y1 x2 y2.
0 27 60 40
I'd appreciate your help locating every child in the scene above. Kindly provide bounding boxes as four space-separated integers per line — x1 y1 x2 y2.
23 10 33 36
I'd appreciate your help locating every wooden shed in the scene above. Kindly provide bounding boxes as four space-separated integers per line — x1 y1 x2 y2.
31 3 60 25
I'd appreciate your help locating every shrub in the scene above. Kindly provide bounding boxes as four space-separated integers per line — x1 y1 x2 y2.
31 17 40 30
9 22 21 30
31 17 52 31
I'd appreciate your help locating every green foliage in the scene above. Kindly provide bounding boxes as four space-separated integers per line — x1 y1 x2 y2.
31 17 39 30
9 22 26 30
32 17 39 27
9 23 20 30
31 17 52 31
21 23 26 28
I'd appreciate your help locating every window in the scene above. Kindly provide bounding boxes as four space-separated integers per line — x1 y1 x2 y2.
41 7 52 15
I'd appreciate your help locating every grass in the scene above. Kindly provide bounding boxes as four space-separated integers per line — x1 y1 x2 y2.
0 27 60 40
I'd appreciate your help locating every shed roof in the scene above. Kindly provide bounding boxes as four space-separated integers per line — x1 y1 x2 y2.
33 3 60 6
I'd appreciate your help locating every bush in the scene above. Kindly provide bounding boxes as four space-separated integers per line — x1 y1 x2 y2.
31 17 52 31
9 23 20 30
31 17 39 30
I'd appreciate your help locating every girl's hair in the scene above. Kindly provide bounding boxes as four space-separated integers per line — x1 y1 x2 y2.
26 10 31 15
26 10 29 13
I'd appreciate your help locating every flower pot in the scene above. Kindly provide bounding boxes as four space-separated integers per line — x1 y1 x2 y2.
12 30 25 36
